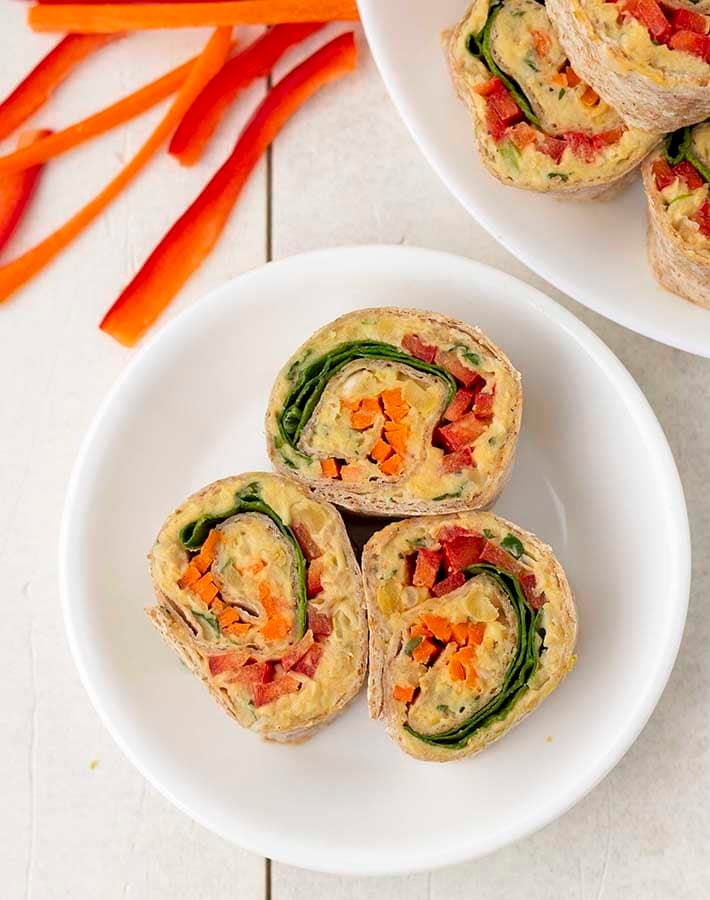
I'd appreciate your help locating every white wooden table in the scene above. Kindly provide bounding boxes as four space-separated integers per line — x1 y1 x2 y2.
2 8 708 898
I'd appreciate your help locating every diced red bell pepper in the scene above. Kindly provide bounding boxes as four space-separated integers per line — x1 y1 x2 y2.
442 446 475 473
624 0 671 43
668 29 710 59
252 674 300 707
443 388 474 422
307 608 332 636
292 641 324 678
652 157 675 191
538 134 566 164
0 128 51 253
291 520 321 560
435 412 488 452
413 548 441 589
565 131 598 164
595 127 623 147
431 570 466 597
692 200 710 236
402 332 437 363
670 8 708 35
435 349 483 389
487 83 523 127
486 104 509 143
474 392 494 419
673 160 705 190
473 76 504 97
231 660 274 685
208 650 251 676
100 32 357 346
169 23 325 165
521 573 547 610
441 534 485 572
480 540 526 579
307 557 325 598
280 630 315 672
437 524 478 543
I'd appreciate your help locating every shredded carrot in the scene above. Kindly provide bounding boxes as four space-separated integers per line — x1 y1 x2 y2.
531 29 551 59
551 72 567 87
448 658 466 682
411 638 437 665
0 33 119 142
194 573 219 604
450 621 469 645
468 622 486 646
409 622 432 640
351 408 377 430
359 396 381 415
177 563 201 589
383 421 408 455
211 597 226 615
380 388 409 423
224 621 250 636
370 438 392 464
262 614 290 640
421 614 452 644
218 607 241 628
565 65 581 87
452 646 476 665
29 1 360 33
0 27 232 305
258 581 280 617
340 397 360 412
320 457 340 478
340 463 363 482
393 684 416 703
466 665 478 688
0 50 221 177
580 85 599 107
193 528 221 572
379 453 403 476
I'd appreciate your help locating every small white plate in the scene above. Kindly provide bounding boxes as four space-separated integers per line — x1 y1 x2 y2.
358 0 710 357
60 246 689 875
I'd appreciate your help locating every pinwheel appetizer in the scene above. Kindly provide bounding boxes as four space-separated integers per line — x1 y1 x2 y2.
642 122 710 308
364 512 576 762
147 473 368 742
447 0 659 196
265 307 522 516
547 0 710 132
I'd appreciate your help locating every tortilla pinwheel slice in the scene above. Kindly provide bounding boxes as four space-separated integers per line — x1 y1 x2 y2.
447 0 659 196
148 473 367 743
642 122 710 308
547 0 710 132
265 307 522 517
364 512 576 762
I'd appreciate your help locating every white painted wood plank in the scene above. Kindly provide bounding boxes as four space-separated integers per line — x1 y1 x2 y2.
0 8 267 898
270 24 710 900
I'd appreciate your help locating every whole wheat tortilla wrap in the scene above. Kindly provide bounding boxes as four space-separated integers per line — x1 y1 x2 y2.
642 122 710 309
447 0 659 197
148 473 367 743
265 307 522 517
547 0 710 132
363 512 576 762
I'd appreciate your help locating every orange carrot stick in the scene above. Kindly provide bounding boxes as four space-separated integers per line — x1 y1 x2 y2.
0 55 201 176
29 1 359 32
99 31 357 346
0 27 232 305
0 33 119 142
0 129 52 254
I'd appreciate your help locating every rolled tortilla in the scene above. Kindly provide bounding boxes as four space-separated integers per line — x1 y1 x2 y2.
447 0 659 197
547 0 710 132
265 307 522 516
363 512 576 761
148 473 367 742
642 122 710 308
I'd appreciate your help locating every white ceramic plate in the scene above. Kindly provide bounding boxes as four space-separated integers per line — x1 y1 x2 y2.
60 246 690 875
358 0 710 358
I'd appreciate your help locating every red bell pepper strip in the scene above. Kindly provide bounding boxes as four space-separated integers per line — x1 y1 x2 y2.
100 31 358 347
0 33 119 142
0 27 232 306
0 129 52 255
169 23 325 166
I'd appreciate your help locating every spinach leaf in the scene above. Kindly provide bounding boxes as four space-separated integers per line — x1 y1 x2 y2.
179 484 309 638
403 564 542 749
482 528 494 539
467 3 540 127
501 533 525 559
664 125 710 183
277 340 457 455
432 486 465 501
